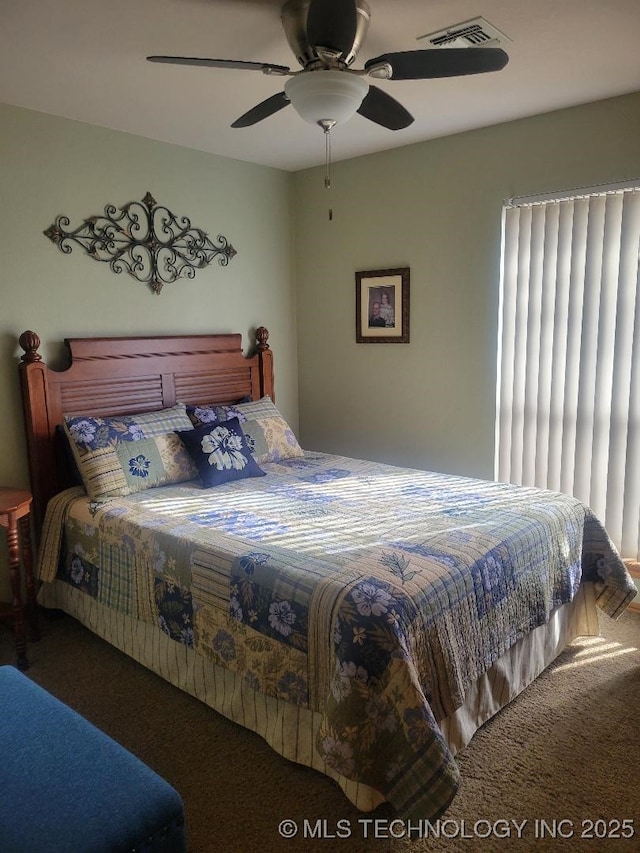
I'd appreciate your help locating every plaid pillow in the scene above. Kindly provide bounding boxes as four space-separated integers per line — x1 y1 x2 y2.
63 404 197 499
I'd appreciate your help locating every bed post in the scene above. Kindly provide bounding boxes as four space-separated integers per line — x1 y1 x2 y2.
18 331 55 538
255 326 274 401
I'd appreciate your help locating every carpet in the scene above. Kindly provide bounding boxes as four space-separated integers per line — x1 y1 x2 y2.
1 607 638 852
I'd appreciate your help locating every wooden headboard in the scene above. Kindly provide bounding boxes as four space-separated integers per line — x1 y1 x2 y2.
18 327 274 535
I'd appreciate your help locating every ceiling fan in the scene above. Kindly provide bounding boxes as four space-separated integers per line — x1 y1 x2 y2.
147 0 509 133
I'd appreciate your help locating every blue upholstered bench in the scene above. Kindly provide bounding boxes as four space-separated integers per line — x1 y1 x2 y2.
0 666 186 853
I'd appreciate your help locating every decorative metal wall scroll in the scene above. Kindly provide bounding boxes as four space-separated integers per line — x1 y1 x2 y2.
43 191 237 294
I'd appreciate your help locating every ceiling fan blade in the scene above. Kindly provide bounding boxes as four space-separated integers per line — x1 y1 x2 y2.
231 91 291 128
147 55 291 75
357 85 413 131
306 0 358 54
365 47 509 80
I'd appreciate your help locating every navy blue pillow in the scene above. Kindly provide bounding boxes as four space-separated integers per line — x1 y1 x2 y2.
55 424 83 488
177 417 265 488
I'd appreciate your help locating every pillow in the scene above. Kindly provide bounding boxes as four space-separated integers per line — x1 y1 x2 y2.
186 396 304 464
178 418 266 488
185 395 251 428
63 403 197 499
54 424 83 488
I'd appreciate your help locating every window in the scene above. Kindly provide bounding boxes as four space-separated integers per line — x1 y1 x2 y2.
496 184 640 562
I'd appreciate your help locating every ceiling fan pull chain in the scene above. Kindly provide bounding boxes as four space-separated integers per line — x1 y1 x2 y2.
321 120 335 221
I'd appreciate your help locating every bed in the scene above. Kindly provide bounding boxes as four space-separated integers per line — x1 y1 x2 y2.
18 327 636 822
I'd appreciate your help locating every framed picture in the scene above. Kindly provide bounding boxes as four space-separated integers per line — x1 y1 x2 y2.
355 267 410 343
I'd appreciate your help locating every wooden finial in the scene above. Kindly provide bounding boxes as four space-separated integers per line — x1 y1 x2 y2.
255 326 270 352
19 331 42 363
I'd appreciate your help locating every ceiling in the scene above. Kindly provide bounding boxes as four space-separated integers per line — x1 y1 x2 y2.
2 0 639 172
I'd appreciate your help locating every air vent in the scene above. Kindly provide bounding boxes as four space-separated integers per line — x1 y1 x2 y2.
418 17 511 49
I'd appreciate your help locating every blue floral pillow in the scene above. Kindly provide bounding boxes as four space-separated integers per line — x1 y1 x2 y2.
63 403 197 499
178 418 266 488
186 396 304 464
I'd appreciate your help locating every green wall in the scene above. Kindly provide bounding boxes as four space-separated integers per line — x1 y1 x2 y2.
293 92 640 479
0 103 295 597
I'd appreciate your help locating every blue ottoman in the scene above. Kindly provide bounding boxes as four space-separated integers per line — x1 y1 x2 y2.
0 666 186 853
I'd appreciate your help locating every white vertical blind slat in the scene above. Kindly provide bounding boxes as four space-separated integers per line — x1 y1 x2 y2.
607 197 639 542
618 194 640 557
522 206 545 485
573 196 606 509
559 199 589 498
547 201 574 492
534 204 559 487
588 194 623 519
495 206 520 482
510 206 533 484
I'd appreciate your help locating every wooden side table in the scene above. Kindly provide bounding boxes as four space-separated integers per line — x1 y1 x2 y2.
0 487 40 669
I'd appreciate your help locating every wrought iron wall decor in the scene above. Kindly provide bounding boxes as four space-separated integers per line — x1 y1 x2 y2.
43 191 237 294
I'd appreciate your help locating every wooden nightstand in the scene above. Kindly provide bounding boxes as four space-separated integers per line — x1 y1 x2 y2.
0 487 40 669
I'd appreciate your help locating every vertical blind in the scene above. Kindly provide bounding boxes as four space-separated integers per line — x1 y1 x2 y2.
496 185 640 562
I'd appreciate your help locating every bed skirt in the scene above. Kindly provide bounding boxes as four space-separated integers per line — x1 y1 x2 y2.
37 580 599 813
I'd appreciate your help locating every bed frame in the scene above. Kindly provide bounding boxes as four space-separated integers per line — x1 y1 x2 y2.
18 327 274 535
16 326 604 818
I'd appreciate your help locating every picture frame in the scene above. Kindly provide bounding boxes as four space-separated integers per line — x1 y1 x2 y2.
355 267 410 343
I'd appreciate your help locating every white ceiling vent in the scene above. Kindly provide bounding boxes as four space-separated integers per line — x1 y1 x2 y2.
418 17 511 49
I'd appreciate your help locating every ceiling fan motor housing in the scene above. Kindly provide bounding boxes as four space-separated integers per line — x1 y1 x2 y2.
281 0 371 68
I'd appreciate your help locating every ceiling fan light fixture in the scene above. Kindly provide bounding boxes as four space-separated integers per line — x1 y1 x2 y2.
284 70 368 126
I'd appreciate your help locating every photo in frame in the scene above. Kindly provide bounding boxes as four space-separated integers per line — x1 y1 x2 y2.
355 267 410 343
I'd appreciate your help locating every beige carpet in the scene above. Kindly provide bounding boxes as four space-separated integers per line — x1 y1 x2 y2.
1 607 639 853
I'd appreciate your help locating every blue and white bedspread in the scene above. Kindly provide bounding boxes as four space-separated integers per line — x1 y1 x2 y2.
37 452 636 821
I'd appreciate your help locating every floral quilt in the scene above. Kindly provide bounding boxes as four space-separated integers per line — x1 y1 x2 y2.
37 452 636 821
